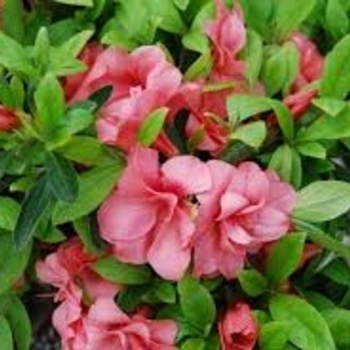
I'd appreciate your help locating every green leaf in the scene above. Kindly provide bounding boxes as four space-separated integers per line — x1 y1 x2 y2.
269 294 336 350
0 294 32 350
259 321 290 350
326 0 349 40
297 142 326 159
0 32 35 76
274 0 316 40
57 136 114 166
93 256 152 285
178 276 216 336
73 216 101 254
13 176 53 249
240 0 272 37
59 30 94 57
137 107 168 147
266 232 306 287
227 95 271 124
34 74 65 135
174 0 190 11
53 0 93 6
297 107 350 141
182 30 209 54
321 34 350 99
269 144 301 188
46 152 79 203
63 107 94 136
0 315 13 350
181 338 206 350
142 281 176 304
269 100 294 142
312 97 347 117
230 121 267 148
293 181 350 222
294 219 350 258
0 235 32 295
53 163 123 224
322 309 350 348
184 51 212 80
33 27 51 73
321 259 350 287
1 0 24 42
244 30 264 87
238 269 268 297
0 197 20 231
261 44 299 96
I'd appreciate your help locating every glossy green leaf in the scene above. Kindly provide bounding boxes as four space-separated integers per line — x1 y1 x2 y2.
13 176 53 249
0 294 32 350
238 269 268 297
0 197 20 231
230 121 267 148
227 94 271 124
259 321 290 350
266 232 306 287
322 309 350 348
53 163 123 224
46 152 79 203
321 34 350 98
0 234 32 295
297 142 326 159
326 0 349 40
297 107 350 141
293 181 350 222
1 0 24 42
94 256 152 285
178 276 216 336
34 73 65 135
0 32 35 76
0 316 13 350
137 107 168 147
274 0 316 40
57 136 114 166
181 338 206 350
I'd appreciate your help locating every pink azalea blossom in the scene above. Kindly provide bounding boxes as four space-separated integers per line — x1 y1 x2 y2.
53 298 178 350
36 238 119 303
52 298 87 350
64 42 104 102
284 89 317 119
83 298 178 350
194 161 297 279
65 44 182 155
98 146 211 280
204 0 246 79
219 302 258 350
291 32 324 91
278 32 324 119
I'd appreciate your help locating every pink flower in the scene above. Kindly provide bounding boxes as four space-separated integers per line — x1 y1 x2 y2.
64 42 104 102
52 298 87 350
65 44 182 155
291 32 324 91
36 238 119 303
284 89 317 119
83 298 178 350
98 146 211 280
204 0 246 78
0 106 18 131
219 302 258 350
194 161 297 279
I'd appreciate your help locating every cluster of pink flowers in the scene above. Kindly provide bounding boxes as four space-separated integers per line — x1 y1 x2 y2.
99 146 296 281
35 1 326 349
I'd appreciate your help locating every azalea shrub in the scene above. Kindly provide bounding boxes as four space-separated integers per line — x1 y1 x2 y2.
2 0 350 349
